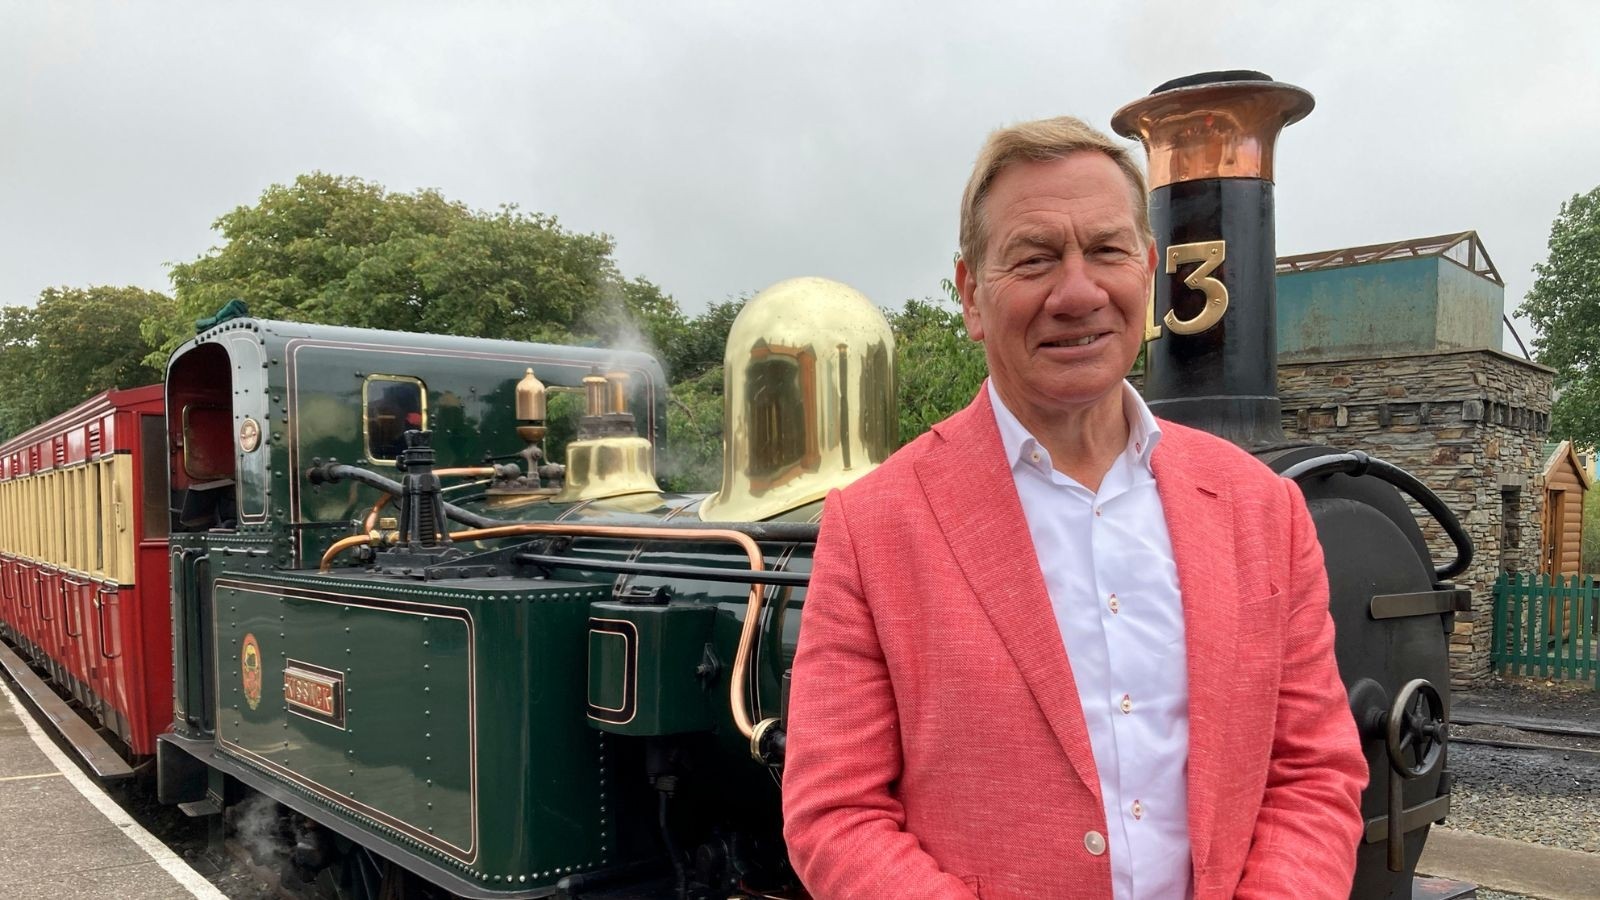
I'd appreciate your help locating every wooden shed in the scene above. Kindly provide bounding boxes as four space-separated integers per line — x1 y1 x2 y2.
1540 439 1592 575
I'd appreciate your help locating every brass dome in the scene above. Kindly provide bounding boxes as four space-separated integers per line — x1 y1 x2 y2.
700 277 896 522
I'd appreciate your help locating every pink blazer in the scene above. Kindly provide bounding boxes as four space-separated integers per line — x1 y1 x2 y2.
782 390 1367 899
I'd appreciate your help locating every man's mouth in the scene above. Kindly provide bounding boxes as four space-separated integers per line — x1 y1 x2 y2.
1042 333 1103 349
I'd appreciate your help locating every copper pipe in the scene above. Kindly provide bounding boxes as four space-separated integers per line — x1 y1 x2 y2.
436 467 498 478
319 535 373 572
361 496 392 532
444 522 778 748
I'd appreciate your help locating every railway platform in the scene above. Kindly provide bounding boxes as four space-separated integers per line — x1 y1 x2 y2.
1420 827 1600 900
0 678 224 899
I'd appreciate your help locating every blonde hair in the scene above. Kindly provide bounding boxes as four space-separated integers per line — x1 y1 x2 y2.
958 116 1152 269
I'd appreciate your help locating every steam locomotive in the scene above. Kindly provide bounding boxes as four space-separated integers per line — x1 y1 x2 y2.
0 72 1463 900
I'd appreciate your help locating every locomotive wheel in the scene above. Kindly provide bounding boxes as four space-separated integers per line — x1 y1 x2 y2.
328 844 450 900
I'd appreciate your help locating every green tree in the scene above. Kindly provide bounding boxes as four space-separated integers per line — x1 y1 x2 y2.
150 172 683 362
658 298 748 493
0 286 175 439
661 366 727 494
1584 490 1599 575
664 297 746 382
888 294 988 446
1521 185 1600 446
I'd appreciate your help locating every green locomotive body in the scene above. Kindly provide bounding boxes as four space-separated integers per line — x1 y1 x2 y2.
159 278 886 898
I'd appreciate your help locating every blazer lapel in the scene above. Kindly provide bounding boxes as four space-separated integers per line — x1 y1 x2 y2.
1151 426 1239 878
912 390 1104 803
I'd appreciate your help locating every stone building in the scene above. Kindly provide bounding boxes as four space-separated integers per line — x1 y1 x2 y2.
1273 232 1552 688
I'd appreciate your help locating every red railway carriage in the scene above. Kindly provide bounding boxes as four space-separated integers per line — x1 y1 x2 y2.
0 384 172 755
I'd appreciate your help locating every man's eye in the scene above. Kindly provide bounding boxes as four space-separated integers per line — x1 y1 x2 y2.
1015 255 1052 269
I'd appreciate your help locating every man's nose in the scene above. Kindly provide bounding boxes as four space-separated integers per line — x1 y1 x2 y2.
1041 254 1110 316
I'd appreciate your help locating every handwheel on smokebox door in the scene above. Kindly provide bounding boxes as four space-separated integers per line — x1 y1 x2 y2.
1383 678 1446 872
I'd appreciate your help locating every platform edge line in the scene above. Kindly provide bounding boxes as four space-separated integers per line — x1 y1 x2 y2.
0 679 227 900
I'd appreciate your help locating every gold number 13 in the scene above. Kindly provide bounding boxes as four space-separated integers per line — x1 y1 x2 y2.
1160 239 1228 336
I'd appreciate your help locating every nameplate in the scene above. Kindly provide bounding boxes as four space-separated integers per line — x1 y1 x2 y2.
284 661 346 729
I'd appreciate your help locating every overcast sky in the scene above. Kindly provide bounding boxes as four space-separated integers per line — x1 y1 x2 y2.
4 1 1597 353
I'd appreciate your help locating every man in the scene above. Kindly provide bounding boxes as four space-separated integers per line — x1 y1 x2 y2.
781 117 1367 899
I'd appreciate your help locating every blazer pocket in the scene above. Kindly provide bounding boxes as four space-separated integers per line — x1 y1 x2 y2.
1239 587 1286 633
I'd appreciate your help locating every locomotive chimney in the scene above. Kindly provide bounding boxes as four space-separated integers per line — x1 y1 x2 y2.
1111 71 1313 446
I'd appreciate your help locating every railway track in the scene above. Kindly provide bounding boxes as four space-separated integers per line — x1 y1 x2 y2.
1441 706 1600 859
1449 710 1600 759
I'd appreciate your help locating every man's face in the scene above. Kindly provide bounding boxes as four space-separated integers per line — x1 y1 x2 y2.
956 151 1155 426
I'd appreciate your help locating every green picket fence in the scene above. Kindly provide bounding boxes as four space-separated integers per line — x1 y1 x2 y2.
1491 572 1599 688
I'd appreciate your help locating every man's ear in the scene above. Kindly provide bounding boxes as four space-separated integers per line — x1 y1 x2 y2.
954 256 983 342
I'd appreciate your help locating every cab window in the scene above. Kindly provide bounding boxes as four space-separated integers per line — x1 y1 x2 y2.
364 376 427 464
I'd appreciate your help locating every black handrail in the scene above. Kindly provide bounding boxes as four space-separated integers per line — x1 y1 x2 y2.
514 552 811 587
1280 450 1473 581
306 463 822 544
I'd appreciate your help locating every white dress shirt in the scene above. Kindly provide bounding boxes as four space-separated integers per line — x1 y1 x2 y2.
988 379 1192 900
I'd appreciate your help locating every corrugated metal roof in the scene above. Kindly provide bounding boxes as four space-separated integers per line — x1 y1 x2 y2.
1276 230 1502 286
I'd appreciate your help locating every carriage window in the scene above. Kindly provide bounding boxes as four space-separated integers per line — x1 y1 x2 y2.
141 415 169 540
364 376 427 465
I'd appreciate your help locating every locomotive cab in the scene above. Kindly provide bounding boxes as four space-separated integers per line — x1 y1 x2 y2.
168 341 240 532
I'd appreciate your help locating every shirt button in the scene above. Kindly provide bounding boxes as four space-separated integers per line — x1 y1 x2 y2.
1108 594 1120 614
1132 800 1144 820
1120 694 1133 715
1084 830 1106 856
1030 450 1040 463
1094 507 1103 517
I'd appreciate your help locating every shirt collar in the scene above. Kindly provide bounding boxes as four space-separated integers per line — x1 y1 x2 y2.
987 378 1163 473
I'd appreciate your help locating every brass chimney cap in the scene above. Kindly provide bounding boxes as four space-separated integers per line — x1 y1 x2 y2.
1111 70 1314 189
